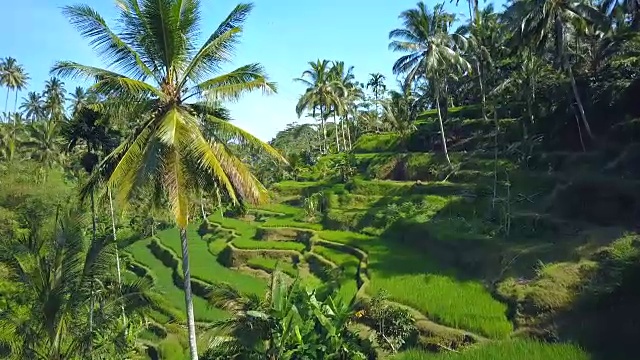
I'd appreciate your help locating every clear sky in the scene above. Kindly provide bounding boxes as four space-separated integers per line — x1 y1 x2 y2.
1 0 478 140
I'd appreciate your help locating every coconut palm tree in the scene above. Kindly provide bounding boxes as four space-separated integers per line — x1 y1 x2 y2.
68 86 98 116
20 92 46 123
52 2 285 358
44 77 67 122
366 73 386 131
295 60 335 154
330 61 358 151
512 0 606 140
24 121 65 173
0 57 29 113
390 2 471 166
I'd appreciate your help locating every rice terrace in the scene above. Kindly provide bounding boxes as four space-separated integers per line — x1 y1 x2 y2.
1 0 640 359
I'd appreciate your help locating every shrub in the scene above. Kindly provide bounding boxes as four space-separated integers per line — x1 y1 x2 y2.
364 290 418 353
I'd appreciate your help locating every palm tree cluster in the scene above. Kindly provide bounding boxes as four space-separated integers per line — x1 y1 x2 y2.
392 0 640 153
295 60 364 154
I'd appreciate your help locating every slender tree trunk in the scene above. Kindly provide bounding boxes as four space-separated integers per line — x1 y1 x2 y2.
346 114 353 150
341 116 348 151
477 62 488 123
555 15 593 140
4 89 9 114
320 105 327 154
13 91 18 113
200 191 207 221
89 190 98 357
180 227 199 360
333 112 340 152
492 108 499 210
435 84 452 167
568 64 593 139
108 187 126 326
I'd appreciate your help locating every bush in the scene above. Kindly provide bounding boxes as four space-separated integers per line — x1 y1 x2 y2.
364 290 418 353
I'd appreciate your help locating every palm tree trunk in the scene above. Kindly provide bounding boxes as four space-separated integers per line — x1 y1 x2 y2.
320 105 327 154
341 116 348 151
346 115 353 150
435 84 451 167
524 92 532 140
180 227 199 360
568 63 593 139
477 62 488 123
333 112 340 152
108 187 126 326
4 89 9 114
200 191 207 221
89 190 98 357
13 91 18 113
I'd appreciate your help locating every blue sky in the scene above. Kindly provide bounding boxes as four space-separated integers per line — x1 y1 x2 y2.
1 0 478 140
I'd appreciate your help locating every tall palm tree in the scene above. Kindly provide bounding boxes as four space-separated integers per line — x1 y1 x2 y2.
0 57 29 113
44 77 67 122
68 86 93 115
20 92 46 123
24 121 65 179
390 2 471 166
330 61 357 151
53 2 286 358
295 60 335 154
513 0 606 140
366 73 386 131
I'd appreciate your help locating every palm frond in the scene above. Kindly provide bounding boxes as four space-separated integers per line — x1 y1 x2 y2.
180 3 253 84
194 63 277 101
61 4 157 82
51 61 163 99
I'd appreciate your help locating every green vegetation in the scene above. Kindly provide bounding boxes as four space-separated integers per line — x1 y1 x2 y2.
2 0 640 358
394 340 589 360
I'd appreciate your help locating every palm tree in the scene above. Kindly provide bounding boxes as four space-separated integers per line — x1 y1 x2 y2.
24 121 65 179
53 2 286 358
295 60 335 154
390 2 471 166
20 92 46 123
366 73 386 131
381 88 418 139
330 61 358 151
0 57 29 113
69 86 97 114
513 0 606 140
0 208 155 359
44 77 67 122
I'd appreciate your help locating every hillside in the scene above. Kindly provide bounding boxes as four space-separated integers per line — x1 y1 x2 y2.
119 107 640 359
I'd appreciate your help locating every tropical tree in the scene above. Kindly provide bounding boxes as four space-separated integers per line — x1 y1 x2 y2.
390 2 471 166
381 88 418 139
20 92 46 123
295 60 335 153
0 57 29 113
512 0 606 140
24 121 65 176
366 73 386 131
204 270 367 359
52 2 285 358
43 77 67 122
0 208 155 359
